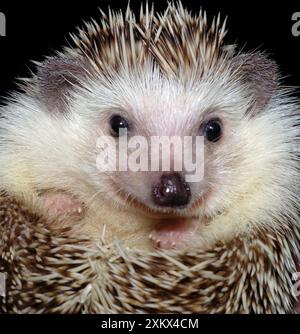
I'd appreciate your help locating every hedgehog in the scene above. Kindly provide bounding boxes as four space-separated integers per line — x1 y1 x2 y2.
0 2 300 313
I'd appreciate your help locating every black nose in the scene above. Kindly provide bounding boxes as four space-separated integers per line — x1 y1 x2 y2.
152 173 191 207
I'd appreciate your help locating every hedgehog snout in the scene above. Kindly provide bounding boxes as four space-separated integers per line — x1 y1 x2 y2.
151 172 191 207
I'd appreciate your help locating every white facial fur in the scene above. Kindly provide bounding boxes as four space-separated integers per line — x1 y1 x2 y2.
0 56 299 251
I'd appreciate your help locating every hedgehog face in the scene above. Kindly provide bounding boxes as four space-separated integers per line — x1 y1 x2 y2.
76 69 236 218
49 65 258 250
32 46 281 250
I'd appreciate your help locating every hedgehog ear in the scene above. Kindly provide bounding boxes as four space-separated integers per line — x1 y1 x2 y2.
37 57 87 113
233 52 279 115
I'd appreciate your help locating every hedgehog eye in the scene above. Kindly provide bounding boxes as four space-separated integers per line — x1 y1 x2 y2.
203 119 222 142
109 115 130 137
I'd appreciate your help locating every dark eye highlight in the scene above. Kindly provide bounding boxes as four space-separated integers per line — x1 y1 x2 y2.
109 115 130 137
203 119 222 142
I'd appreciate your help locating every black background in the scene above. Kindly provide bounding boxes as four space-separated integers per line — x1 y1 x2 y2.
0 0 299 98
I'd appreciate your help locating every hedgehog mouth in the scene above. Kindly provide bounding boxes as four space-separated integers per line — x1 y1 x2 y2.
110 184 205 249
149 218 198 249
112 185 203 219
128 196 200 249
